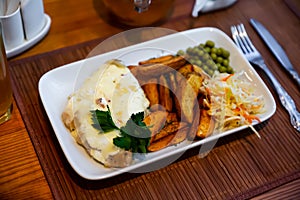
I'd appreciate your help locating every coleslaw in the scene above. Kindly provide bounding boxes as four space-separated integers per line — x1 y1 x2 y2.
203 71 265 135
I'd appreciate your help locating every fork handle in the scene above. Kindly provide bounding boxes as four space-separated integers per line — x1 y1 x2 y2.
259 62 300 132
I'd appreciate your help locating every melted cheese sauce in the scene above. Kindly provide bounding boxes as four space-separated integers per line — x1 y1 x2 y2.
65 60 149 166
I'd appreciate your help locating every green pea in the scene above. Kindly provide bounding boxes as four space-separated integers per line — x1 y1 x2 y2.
193 47 199 54
227 66 234 74
199 43 205 48
199 50 207 57
210 53 217 61
203 53 211 61
195 60 202 67
205 40 215 48
222 50 230 58
203 65 209 71
186 47 193 54
197 49 205 57
194 48 200 55
204 47 211 53
177 50 185 56
211 63 218 70
216 48 222 56
211 47 217 54
207 69 214 76
189 58 197 65
216 57 223 64
223 59 229 67
218 66 227 73
206 60 215 67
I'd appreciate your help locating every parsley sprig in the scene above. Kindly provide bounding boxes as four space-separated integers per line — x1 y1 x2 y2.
91 107 119 132
91 106 151 153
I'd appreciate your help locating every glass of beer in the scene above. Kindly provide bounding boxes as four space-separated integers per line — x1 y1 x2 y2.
0 23 13 125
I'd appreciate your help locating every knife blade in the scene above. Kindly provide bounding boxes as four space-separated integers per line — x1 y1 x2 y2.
250 18 300 87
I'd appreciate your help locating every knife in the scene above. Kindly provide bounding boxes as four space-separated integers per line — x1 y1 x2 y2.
250 18 300 87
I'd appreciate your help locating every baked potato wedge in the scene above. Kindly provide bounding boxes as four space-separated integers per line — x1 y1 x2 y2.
152 122 187 142
139 55 174 65
143 110 168 138
166 112 178 123
169 126 189 146
196 109 215 138
147 134 175 152
186 73 204 94
167 72 177 93
178 80 198 123
178 63 193 77
129 56 187 81
148 123 189 151
159 75 173 112
142 78 159 109
193 65 210 79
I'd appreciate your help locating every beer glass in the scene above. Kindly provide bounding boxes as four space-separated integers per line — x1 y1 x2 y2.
0 23 13 125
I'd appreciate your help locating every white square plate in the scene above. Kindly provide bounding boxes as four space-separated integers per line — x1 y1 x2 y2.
38 27 276 180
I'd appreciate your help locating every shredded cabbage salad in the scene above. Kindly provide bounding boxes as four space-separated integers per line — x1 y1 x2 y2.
202 71 265 135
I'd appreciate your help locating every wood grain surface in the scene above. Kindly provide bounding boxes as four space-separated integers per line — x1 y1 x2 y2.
1 0 300 199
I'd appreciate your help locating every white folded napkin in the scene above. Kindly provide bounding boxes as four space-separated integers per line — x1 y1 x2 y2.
192 0 238 17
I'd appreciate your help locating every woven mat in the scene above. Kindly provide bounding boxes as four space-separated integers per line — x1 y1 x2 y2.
8 38 300 199
285 0 300 18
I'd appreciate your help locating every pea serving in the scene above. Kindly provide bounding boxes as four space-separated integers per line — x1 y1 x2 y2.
177 40 234 76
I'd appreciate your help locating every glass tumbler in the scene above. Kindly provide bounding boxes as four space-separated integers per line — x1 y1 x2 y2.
0 24 13 125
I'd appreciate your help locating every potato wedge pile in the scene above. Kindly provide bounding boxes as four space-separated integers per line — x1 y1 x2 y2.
128 55 215 152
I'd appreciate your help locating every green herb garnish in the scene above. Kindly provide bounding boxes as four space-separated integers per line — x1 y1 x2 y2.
91 106 119 133
91 107 151 153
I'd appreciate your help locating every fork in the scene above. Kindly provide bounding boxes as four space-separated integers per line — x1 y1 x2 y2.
231 24 300 132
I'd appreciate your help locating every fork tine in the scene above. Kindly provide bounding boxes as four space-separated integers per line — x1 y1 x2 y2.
236 24 253 54
237 24 258 53
230 26 239 47
231 25 248 54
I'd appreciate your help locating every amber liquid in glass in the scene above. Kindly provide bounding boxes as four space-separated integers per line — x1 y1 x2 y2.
0 34 13 124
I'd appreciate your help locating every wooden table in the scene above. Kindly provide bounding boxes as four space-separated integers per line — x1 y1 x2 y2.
1 0 299 199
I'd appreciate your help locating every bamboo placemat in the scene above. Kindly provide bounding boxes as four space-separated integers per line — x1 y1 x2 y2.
8 38 300 199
